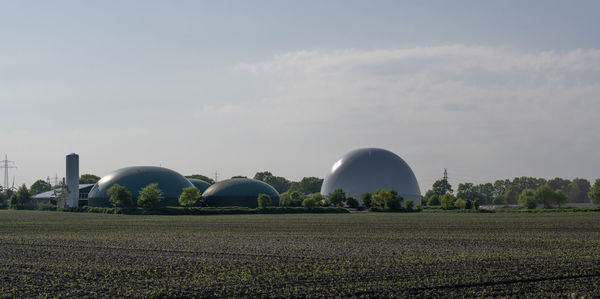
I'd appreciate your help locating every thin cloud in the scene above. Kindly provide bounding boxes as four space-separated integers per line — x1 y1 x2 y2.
229 45 600 190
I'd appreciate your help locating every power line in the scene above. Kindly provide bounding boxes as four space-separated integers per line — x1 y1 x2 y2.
0 154 17 190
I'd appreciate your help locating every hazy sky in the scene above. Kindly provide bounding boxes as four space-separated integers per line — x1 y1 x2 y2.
1 1 600 193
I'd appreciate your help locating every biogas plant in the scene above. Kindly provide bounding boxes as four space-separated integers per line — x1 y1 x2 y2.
33 148 421 208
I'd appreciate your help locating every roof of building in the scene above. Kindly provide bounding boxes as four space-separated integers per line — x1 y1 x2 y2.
32 184 95 199
202 178 280 199
88 166 193 200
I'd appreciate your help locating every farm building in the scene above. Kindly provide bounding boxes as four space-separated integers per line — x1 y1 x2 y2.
321 148 421 205
88 166 193 207
31 184 95 207
202 178 280 208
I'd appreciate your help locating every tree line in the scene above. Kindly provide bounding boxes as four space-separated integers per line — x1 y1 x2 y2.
424 176 600 209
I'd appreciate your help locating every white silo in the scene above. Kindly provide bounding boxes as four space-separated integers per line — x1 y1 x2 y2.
66 153 79 207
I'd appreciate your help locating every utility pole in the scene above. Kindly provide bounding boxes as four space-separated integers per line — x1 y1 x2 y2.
0 155 17 190
214 170 219 183
49 173 60 187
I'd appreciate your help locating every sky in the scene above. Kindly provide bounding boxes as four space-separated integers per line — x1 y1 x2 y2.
1 0 600 193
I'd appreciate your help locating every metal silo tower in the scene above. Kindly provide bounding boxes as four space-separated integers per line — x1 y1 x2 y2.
66 153 79 207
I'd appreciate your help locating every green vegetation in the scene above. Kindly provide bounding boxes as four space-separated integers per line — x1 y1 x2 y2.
257 193 272 208
589 179 600 204
254 171 323 195
107 184 133 208
425 176 598 206
518 188 537 209
137 183 163 209
79 173 101 184
0 211 598 297
301 196 317 208
29 179 52 196
178 187 201 207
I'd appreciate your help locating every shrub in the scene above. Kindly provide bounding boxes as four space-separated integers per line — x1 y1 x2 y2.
302 197 317 209
427 194 440 206
441 193 457 209
454 198 467 209
405 200 414 211
257 193 272 209
309 193 325 207
346 197 359 208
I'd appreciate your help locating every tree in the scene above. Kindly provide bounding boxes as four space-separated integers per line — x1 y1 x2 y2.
253 171 291 193
492 196 504 205
518 189 537 209
9 193 17 206
279 192 291 207
137 183 163 209
587 179 600 204
423 190 435 200
474 183 494 205
30 179 52 196
440 193 456 209
309 193 325 206
371 189 403 210
534 185 555 208
472 198 480 210
405 200 415 211
426 194 440 206
107 184 133 208
185 174 215 185
457 183 477 202
554 189 568 208
302 197 317 208
493 179 511 200
547 177 571 192
361 192 372 208
79 174 101 184
567 178 591 203
346 197 359 208
289 191 303 207
296 177 324 194
432 179 452 196
385 191 403 211
327 188 346 207
15 184 31 206
231 175 247 179
179 187 201 207
454 198 467 209
257 193 272 208
55 182 69 208
512 176 546 192
503 185 520 204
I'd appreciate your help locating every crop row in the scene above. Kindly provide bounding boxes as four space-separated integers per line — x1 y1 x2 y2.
0 211 598 297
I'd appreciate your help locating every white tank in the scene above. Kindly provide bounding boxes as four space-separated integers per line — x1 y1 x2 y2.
66 153 79 207
321 148 421 205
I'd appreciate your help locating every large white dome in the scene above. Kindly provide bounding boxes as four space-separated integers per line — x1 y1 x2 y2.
321 148 421 204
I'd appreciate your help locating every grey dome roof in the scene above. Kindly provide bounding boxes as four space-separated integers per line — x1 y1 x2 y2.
188 178 211 193
202 178 280 208
88 166 193 207
321 148 421 203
